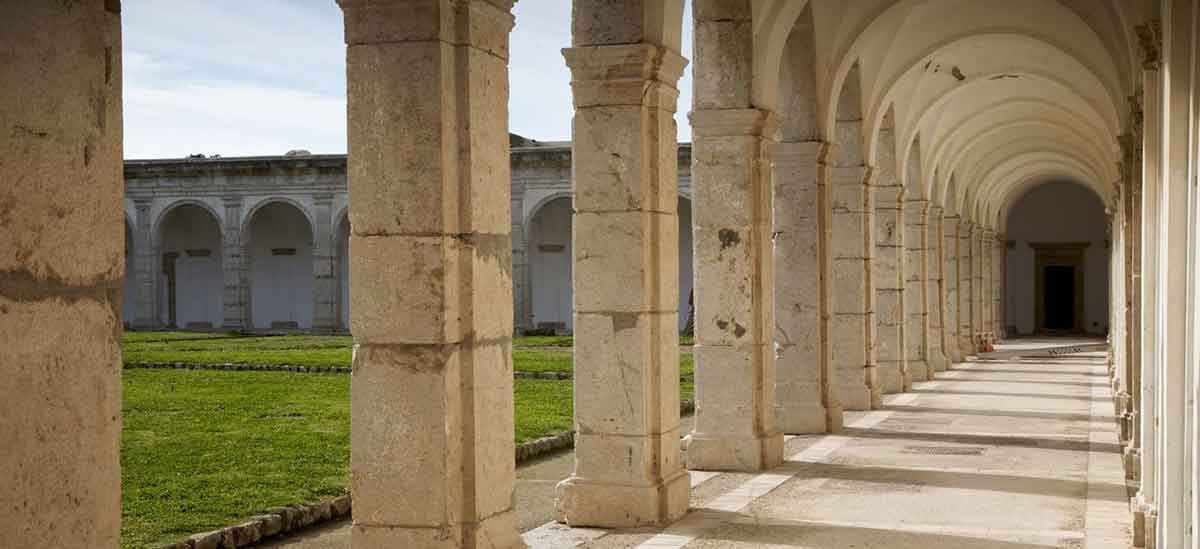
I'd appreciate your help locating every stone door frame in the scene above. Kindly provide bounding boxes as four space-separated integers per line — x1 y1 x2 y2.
1031 241 1089 334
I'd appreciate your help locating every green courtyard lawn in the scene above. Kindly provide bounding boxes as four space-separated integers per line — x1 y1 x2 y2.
119 340 699 547
121 370 586 548
123 332 696 377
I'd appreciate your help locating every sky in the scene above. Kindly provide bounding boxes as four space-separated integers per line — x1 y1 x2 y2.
121 1 693 159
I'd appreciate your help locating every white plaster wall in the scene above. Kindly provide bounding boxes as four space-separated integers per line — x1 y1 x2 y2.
528 196 696 334
158 204 223 328
248 202 314 330
530 197 573 332
1004 181 1109 335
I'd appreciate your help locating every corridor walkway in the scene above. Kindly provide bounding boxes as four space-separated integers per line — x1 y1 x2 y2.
526 339 1132 548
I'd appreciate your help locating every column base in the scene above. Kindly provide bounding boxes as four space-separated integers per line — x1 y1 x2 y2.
684 432 784 472
1133 497 1157 548
1124 447 1141 480
778 403 834 435
908 359 930 382
352 509 524 549
927 349 949 372
555 470 689 528
877 361 905 394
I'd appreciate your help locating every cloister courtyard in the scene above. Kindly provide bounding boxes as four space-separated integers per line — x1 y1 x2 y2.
6 1 1200 549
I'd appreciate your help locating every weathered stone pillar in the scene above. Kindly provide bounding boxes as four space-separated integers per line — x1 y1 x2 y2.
774 142 841 433
872 141 907 393
556 9 690 525
339 1 522 546
1134 30 1161 544
979 228 994 344
956 219 973 354
1125 125 1144 478
685 0 784 472
1 2 123 546
941 212 963 363
687 107 784 470
133 198 158 329
829 157 881 409
971 226 985 349
904 198 931 380
221 197 248 331
926 205 950 371
993 234 1005 339
312 194 338 333
1152 5 1193 544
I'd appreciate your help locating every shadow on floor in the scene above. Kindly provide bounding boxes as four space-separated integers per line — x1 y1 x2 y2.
907 388 1108 402
840 426 1122 455
881 404 1097 422
691 510 1065 548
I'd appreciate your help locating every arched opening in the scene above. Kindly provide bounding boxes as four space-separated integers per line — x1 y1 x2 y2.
1004 180 1109 336
246 201 315 331
157 203 223 329
337 213 351 331
528 196 572 334
123 216 136 329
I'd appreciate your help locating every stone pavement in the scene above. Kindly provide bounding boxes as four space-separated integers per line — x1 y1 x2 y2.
258 339 1132 548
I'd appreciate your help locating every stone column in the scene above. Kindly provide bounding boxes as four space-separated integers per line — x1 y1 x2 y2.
1126 129 1144 478
1 2 123 546
971 227 985 349
1153 5 1193 545
133 198 158 329
312 194 338 333
980 228 994 345
829 159 881 410
687 108 785 470
956 219 973 354
556 25 690 526
339 1 522 547
685 0 784 471
905 198 931 380
873 165 908 392
221 196 248 331
926 205 950 371
941 212 962 363
1135 32 1161 544
993 234 1005 339
774 142 841 434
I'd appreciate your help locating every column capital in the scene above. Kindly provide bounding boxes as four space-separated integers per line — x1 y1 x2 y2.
773 141 826 166
312 193 335 206
689 107 775 138
133 197 152 211
222 195 242 208
563 44 686 109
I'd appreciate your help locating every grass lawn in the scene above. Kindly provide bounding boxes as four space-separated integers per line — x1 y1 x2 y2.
122 369 590 548
124 332 696 377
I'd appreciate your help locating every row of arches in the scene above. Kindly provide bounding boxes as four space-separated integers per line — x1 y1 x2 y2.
123 201 351 331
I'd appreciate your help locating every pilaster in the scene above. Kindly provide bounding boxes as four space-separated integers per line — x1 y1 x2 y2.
830 163 881 410
956 219 974 355
873 173 908 393
221 196 248 331
942 212 963 363
905 198 931 380
132 198 158 329
311 194 338 333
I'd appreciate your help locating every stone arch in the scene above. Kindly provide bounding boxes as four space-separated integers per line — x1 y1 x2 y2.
152 199 223 247
244 200 315 330
156 202 224 329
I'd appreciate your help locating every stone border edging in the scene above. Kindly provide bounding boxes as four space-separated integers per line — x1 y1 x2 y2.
155 399 697 549
157 495 351 549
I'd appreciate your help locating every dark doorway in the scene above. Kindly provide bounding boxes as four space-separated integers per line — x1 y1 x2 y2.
1043 265 1076 330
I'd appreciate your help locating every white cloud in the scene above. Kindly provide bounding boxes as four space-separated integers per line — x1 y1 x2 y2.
121 0 696 159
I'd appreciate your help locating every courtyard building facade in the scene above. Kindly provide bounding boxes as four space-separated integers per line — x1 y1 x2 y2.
3 1 1200 548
